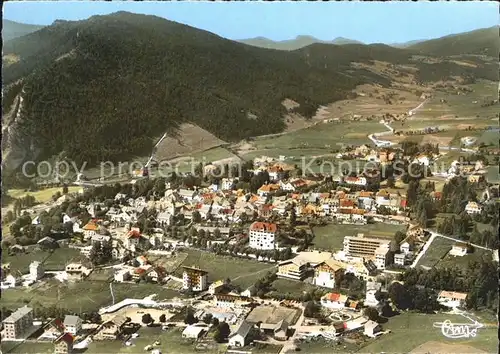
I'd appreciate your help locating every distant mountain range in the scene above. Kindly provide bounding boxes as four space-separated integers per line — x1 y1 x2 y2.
2 19 45 42
238 35 364 50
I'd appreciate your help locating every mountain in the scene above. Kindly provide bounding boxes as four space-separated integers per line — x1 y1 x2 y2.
238 35 363 50
407 26 499 56
2 12 405 170
390 39 425 49
2 19 45 42
2 13 496 174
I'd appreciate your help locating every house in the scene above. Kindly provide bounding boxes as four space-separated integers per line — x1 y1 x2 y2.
114 269 132 283
437 291 468 308
394 253 405 266
2 306 34 339
63 315 82 335
240 286 257 297
29 261 44 281
363 320 382 338
313 259 344 289
449 243 470 257
248 222 277 250
208 280 226 295
465 201 482 215
229 320 253 347
182 325 206 340
374 245 391 270
65 263 89 280
320 293 348 309
257 184 280 197
98 316 129 339
37 236 58 250
414 154 431 166
400 241 412 255
126 228 144 249
146 267 167 283
135 255 149 267
221 178 236 191
2 274 21 288
156 211 174 227
182 266 208 292
82 221 99 240
53 332 74 354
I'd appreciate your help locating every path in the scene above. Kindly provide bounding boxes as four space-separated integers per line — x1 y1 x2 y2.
231 265 276 282
145 132 168 167
411 230 494 269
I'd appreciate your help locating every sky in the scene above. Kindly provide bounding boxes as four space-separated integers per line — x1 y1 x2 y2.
3 1 499 43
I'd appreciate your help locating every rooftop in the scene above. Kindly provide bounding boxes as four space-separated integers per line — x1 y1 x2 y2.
3 306 33 323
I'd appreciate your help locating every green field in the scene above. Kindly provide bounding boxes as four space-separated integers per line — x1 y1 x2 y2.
2 247 83 272
359 311 499 353
87 326 225 354
174 249 275 290
1 280 180 313
7 186 82 203
292 339 360 354
477 130 499 146
437 248 492 269
312 223 406 251
270 278 320 298
1 341 53 354
252 121 381 151
486 166 500 183
415 236 453 268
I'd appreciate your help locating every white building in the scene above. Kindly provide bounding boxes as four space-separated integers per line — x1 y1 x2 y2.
182 325 206 339
374 245 391 270
29 261 44 281
449 243 469 257
320 293 348 309
465 201 482 215
248 222 277 250
394 253 405 266
229 321 253 347
437 291 468 309
63 315 82 335
365 281 382 307
182 266 208 292
221 178 236 191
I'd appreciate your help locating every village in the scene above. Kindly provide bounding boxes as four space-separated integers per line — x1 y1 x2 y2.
1 137 499 354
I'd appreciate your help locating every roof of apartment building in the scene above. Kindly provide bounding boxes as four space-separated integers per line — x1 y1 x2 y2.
3 306 33 323
249 222 277 233
63 315 81 327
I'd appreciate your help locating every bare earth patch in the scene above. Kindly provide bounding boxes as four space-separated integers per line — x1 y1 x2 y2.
410 341 486 354
153 123 226 161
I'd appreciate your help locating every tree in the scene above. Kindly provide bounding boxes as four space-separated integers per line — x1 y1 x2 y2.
141 313 153 325
289 208 297 226
304 301 320 318
363 307 380 322
62 184 69 194
214 322 230 343
211 317 220 326
192 210 202 223
159 314 167 323
388 282 412 310
203 313 213 324
184 310 197 325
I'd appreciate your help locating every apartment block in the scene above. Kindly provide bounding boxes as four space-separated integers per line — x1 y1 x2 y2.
182 266 208 292
249 222 277 250
2 306 34 339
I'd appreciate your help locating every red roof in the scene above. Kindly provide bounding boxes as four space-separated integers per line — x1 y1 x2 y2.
400 199 408 208
54 332 74 345
134 268 147 274
345 177 358 183
249 222 277 233
326 293 342 301
127 230 142 239
340 199 355 208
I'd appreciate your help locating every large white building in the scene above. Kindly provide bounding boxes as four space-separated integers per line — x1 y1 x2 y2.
29 261 44 281
343 234 392 270
182 266 208 292
249 222 277 250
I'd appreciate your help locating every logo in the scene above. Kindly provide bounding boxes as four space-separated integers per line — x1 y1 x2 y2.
433 319 484 339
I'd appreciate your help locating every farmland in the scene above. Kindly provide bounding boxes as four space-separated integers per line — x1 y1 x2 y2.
2 247 83 272
7 186 82 203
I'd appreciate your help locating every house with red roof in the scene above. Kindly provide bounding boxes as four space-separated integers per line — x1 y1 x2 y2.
53 332 74 354
320 292 348 309
249 222 277 250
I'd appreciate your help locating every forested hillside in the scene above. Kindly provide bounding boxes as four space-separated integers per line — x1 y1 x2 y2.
2 12 498 168
2 19 45 42
408 26 499 56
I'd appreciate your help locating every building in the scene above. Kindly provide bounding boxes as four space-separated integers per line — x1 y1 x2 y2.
53 332 74 354
65 263 89 280
364 320 382 338
229 321 253 347
208 280 226 295
374 245 391 270
98 316 129 340
214 294 251 308
256 184 279 197
63 315 82 335
261 320 289 341
182 325 206 340
365 281 382 307
221 178 236 191
343 234 391 259
313 259 344 289
2 306 34 339
114 269 132 283
320 293 348 309
465 201 482 215
394 253 405 266
248 222 277 250
82 221 99 240
437 291 468 309
182 266 208 292
126 228 143 249
277 259 309 281
29 261 44 281
450 243 470 257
